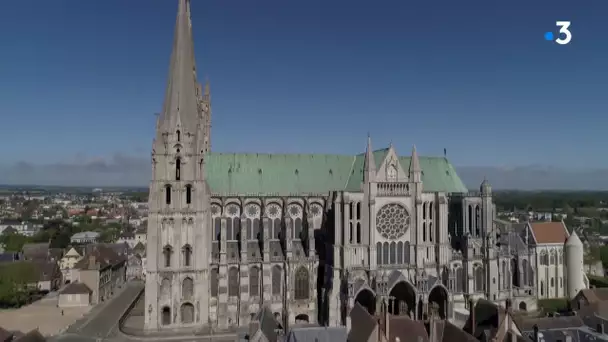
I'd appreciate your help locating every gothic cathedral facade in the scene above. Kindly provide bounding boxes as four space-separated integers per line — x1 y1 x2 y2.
145 0 538 332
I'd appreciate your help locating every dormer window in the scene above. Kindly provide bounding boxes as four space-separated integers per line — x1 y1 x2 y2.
176 158 181 181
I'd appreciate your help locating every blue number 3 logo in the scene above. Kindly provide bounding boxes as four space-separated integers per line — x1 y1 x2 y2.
556 21 572 45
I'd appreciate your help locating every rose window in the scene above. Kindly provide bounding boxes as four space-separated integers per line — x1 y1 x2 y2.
310 204 322 217
211 204 221 216
246 205 260 217
266 204 280 218
289 205 301 217
226 204 240 217
376 203 410 240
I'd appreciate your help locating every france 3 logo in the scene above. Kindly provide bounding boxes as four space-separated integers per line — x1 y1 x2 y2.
544 21 572 45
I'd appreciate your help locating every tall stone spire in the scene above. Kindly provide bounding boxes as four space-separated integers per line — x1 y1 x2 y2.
158 0 202 133
364 134 376 183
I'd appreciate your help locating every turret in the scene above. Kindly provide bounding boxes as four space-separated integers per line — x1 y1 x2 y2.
565 230 586 299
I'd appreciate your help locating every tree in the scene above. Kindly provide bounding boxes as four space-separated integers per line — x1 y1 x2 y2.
0 231 31 252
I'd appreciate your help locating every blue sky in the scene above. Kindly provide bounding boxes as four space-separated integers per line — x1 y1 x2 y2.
0 0 606 188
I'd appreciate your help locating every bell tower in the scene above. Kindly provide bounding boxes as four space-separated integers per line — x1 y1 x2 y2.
145 0 211 331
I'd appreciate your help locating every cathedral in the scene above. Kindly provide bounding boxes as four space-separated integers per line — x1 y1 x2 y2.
144 0 584 333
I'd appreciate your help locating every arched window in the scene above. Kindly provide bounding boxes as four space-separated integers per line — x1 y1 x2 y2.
249 266 260 296
176 130 181 142
404 241 410 264
501 261 507 289
383 242 389 264
214 217 221 241
228 267 239 297
160 278 171 296
233 217 241 240
389 242 396 264
468 205 473 234
376 242 382 265
423 222 427 241
295 218 302 239
349 222 353 244
163 245 172 267
540 281 544 296
165 185 172 205
253 218 260 240
273 218 281 239
423 202 427 220
246 219 253 240
210 268 219 297
429 222 433 242
455 267 464 292
182 244 192 267
474 265 484 292
475 205 480 235
272 266 281 295
429 202 434 221
551 277 554 287
550 251 556 265
185 185 192 204
176 158 181 181
182 277 194 300
356 223 361 244
397 242 403 264
349 203 353 220
294 267 310 300
356 202 361 220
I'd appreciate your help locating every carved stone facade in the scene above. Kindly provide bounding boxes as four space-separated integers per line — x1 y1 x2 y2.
145 0 544 333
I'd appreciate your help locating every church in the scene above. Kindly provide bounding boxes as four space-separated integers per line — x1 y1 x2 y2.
144 0 585 333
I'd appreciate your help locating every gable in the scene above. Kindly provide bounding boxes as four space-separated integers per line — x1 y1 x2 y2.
375 146 408 183
204 148 469 196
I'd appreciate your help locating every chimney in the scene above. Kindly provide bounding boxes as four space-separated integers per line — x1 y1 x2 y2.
533 324 539 342
88 255 96 269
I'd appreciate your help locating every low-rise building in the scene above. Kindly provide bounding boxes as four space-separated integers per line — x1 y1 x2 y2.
72 245 126 304
59 247 84 284
127 254 143 280
70 231 100 244
57 282 92 308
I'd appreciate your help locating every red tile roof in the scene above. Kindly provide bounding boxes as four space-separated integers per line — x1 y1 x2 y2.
529 222 569 244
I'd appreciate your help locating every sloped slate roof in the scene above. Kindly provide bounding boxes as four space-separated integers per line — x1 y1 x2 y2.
204 148 468 196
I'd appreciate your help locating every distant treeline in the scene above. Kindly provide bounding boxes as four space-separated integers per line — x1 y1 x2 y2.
493 191 608 211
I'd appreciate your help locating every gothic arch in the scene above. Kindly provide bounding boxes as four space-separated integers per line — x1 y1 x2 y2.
161 306 171 325
163 245 173 267
160 278 171 296
180 302 194 324
354 287 376 315
454 266 464 293
389 280 417 317
249 266 260 296
181 277 194 300
210 268 219 297
182 244 192 267
474 265 485 293
376 242 382 265
228 267 239 297
294 266 310 300
475 205 480 235
468 205 473 234
428 284 449 319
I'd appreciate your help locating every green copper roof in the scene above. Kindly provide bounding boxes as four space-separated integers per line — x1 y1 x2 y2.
204 149 468 196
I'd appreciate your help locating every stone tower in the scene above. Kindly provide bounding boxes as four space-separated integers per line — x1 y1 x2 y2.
145 0 212 330
565 229 585 299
